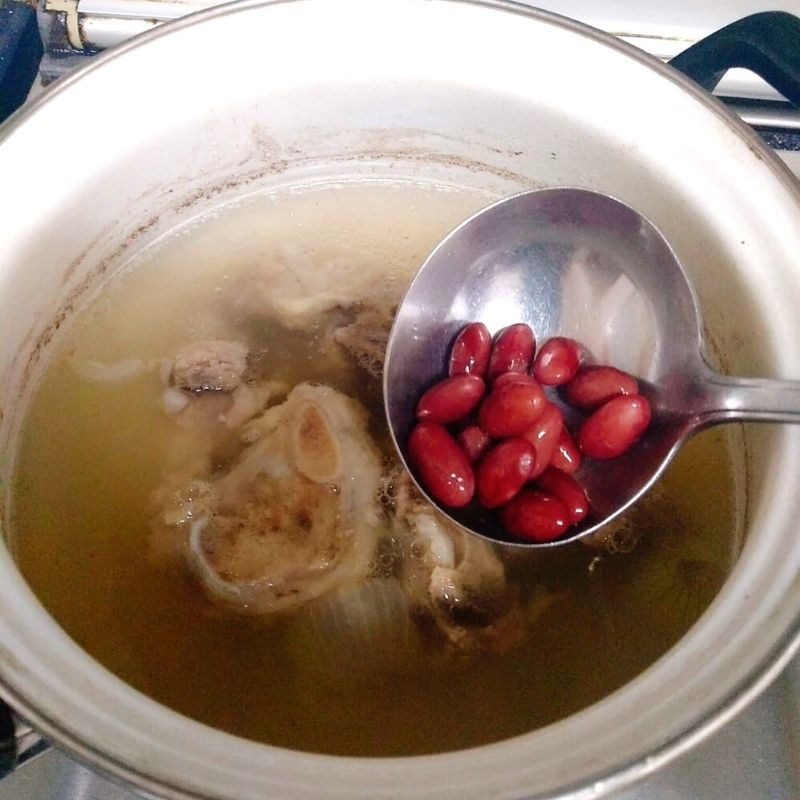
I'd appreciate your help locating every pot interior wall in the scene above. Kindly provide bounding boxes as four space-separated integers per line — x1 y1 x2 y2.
0 2 799 798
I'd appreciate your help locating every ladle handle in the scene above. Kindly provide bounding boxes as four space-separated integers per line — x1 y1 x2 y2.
696 366 800 426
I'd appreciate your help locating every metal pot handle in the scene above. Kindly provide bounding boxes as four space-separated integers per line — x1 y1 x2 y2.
669 11 800 107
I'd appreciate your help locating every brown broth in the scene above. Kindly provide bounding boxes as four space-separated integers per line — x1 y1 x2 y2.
10 179 740 756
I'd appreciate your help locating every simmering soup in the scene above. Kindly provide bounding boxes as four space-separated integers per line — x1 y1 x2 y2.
10 179 741 756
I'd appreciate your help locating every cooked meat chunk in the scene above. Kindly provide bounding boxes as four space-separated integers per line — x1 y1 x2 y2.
164 340 248 393
332 303 394 379
233 246 391 330
392 474 524 655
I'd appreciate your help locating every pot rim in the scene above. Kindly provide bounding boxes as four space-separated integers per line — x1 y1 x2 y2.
4 613 800 800
2 1 800 798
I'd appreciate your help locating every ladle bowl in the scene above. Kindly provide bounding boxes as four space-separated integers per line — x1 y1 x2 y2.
384 187 800 546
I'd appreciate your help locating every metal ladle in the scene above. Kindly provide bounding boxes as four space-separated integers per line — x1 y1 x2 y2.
384 187 800 547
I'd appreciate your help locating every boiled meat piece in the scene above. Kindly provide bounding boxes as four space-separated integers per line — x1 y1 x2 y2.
331 303 394 379
159 339 286 431
157 382 385 615
234 246 394 330
392 475 524 654
163 339 248 393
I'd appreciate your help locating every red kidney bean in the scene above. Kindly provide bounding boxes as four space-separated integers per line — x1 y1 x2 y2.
563 366 638 410
416 374 485 424
532 337 581 386
578 394 652 460
458 425 491 463
493 371 538 389
521 403 563 479
487 323 536 380
551 427 581 474
477 438 535 509
449 322 492 377
408 422 475 507
478 380 547 438
534 467 589 524
499 490 570 543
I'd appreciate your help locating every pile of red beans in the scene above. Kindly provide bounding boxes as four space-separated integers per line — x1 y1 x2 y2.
407 323 651 543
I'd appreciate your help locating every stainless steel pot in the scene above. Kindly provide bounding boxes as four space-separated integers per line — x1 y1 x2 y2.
1 2 799 798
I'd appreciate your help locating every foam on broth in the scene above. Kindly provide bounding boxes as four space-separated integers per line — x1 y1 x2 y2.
10 179 739 756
